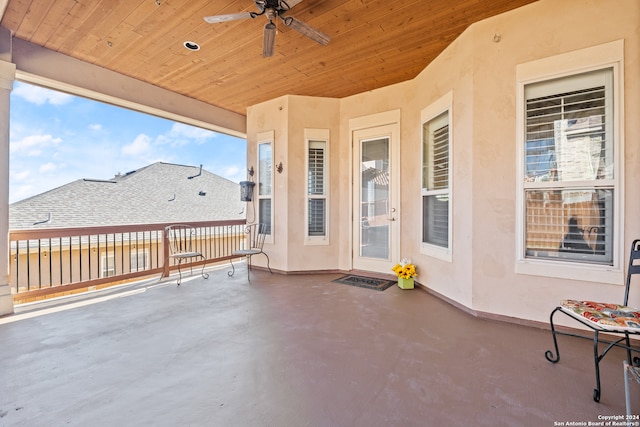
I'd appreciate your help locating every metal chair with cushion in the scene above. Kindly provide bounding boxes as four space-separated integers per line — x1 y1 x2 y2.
228 223 272 281
545 239 640 402
165 224 209 286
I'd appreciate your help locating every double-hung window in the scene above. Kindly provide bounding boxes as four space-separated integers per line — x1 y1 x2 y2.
130 249 149 272
257 131 273 238
523 69 614 265
101 252 115 278
305 129 329 244
516 41 623 283
421 92 452 260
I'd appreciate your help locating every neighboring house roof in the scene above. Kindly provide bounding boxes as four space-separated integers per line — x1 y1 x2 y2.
9 162 246 230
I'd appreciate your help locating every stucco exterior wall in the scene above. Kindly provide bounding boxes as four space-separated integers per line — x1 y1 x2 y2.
285 96 341 272
246 96 289 272
247 0 640 325
246 95 342 273
467 0 640 322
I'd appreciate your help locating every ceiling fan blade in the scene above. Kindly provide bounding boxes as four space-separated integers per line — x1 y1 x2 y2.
284 17 330 46
204 12 254 24
263 22 277 57
280 0 305 10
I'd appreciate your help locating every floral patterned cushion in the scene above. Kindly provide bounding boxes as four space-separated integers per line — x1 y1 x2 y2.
561 300 640 331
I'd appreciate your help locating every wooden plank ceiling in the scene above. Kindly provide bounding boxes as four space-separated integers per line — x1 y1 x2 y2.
1 0 537 116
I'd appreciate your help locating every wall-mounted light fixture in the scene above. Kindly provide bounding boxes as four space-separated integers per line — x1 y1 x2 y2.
276 162 283 173
240 181 255 202
248 166 255 177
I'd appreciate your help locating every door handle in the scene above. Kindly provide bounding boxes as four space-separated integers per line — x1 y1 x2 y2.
388 207 396 221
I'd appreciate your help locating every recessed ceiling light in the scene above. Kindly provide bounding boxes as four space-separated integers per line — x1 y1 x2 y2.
183 41 200 51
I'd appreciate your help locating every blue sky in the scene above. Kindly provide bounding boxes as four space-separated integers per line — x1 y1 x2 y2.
9 82 247 203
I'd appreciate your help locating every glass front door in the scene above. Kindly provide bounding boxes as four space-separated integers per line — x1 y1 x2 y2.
360 137 390 260
352 124 399 273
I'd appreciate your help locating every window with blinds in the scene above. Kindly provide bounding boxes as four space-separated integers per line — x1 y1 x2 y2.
422 111 450 248
523 68 614 264
307 141 326 237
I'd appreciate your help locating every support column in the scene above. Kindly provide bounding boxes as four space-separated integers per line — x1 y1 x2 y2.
0 26 15 316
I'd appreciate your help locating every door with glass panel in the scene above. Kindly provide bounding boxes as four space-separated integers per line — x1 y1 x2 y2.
352 125 399 272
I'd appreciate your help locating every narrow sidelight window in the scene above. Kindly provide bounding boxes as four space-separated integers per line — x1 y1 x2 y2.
422 111 450 249
258 139 273 235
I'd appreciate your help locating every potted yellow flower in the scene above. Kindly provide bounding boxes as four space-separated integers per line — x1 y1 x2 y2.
392 258 417 289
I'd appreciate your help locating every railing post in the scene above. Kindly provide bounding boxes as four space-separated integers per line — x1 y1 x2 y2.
161 227 170 278
0 50 16 316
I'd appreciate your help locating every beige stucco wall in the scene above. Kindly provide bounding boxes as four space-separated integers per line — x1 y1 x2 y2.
466 0 640 322
246 96 288 272
246 95 342 273
247 0 640 325
285 96 341 272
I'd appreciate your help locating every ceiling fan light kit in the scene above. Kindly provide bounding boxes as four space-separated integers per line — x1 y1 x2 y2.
263 22 277 57
203 0 330 57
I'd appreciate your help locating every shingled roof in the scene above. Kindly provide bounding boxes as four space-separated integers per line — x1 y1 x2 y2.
9 162 245 230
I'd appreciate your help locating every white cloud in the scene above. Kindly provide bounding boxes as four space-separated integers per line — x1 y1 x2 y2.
170 123 216 140
215 165 245 183
11 170 30 182
88 123 103 131
13 83 74 106
11 184 36 202
122 134 151 156
39 162 58 173
11 134 62 155
154 123 218 147
222 165 240 178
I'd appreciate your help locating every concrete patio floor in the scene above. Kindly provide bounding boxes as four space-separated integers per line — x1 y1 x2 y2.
0 264 637 426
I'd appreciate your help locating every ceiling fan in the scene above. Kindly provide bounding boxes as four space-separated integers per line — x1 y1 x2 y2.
203 0 330 57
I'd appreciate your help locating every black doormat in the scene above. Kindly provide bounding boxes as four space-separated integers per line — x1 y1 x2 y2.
332 275 396 291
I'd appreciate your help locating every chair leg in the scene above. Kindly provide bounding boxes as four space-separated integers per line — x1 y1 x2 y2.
247 255 251 282
228 257 236 277
200 255 209 280
176 259 183 286
593 330 602 402
625 332 633 366
262 252 273 274
544 307 562 363
624 360 632 417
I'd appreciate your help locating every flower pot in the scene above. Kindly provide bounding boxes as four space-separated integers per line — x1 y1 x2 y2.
398 277 414 289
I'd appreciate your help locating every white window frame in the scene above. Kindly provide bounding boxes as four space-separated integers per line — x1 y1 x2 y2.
420 91 453 262
515 40 624 284
257 131 274 244
304 128 330 245
130 248 149 272
100 252 115 278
